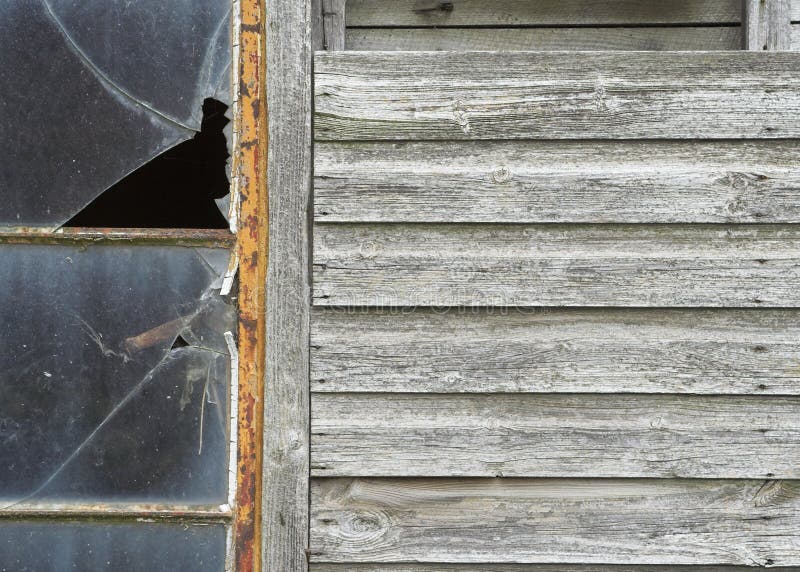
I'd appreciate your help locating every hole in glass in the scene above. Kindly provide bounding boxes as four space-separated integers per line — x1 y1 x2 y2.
171 335 191 350
65 99 231 229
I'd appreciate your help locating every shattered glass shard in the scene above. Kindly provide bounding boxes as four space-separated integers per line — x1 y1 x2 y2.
0 244 236 505
0 0 232 227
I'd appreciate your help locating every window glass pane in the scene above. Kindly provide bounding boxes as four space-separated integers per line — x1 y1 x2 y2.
0 0 231 227
0 521 226 571
0 244 235 505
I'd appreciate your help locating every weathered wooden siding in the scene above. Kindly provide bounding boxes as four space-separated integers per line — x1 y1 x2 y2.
346 28 742 51
315 223 800 307
314 567 800 572
312 308 800 394
305 1 800 570
313 393 800 477
311 479 800 565
317 0 800 53
344 0 743 51
316 141 800 223
315 52 800 141
309 47 800 568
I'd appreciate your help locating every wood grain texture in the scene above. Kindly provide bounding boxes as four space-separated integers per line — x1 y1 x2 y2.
264 0 311 569
315 51 800 141
312 393 800 478
312 0 325 51
310 11 800 569
311 308 800 394
744 0 792 50
313 566 800 572
315 140 800 223
322 0 346 51
314 223 800 307
346 27 741 52
345 0 742 26
311 478 800 565
791 23 800 49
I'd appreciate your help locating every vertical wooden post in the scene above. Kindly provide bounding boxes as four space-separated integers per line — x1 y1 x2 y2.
263 0 312 570
743 0 791 50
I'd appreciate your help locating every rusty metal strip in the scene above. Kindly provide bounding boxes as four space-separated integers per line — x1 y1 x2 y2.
0 227 235 247
231 0 268 569
0 503 232 522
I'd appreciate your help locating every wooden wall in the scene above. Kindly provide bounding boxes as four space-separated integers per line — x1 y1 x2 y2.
305 1 800 570
344 0 744 50
312 0 800 52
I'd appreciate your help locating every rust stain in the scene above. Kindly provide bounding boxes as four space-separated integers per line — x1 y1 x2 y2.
123 317 184 354
0 503 231 522
233 0 267 570
0 227 234 247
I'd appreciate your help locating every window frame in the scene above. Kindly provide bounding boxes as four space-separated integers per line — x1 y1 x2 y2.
0 1 267 570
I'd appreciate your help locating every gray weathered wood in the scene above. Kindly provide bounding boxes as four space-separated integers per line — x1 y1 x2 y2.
315 140 800 223
312 393 800 478
314 224 800 307
346 0 742 26
311 308 800 394
310 11 800 569
346 27 741 51
791 23 800 49
311 478 800 565
313 566 799 572
312 0 325 51
264 0 311 569
322 0 346 51
315 51 800 141
744 0 792 49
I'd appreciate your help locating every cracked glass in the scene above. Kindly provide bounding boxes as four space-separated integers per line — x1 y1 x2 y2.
0 244 236 505
0 0 232 228
0 521 226 571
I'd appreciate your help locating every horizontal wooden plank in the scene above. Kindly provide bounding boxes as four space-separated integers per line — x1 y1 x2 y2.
313 565 800 571
315 140 800 223
346 27 740 51
311 308 800 394
346 27 741 51
313 224 800 307
346 0 742 26
315 52 800 140
312 393 800 478
311 478 800 565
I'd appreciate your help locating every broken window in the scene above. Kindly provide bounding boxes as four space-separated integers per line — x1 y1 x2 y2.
0 0 232 228
0 1 249 570
0 245 235 505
